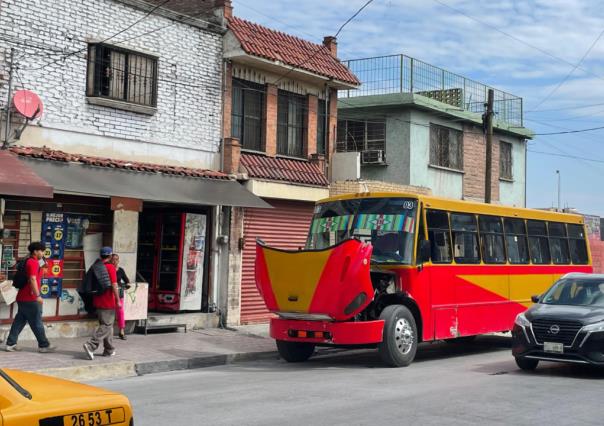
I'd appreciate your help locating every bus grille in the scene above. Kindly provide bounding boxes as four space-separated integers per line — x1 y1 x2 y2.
532 319 582 346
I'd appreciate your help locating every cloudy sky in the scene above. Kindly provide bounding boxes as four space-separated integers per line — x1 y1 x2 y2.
233 0 604 215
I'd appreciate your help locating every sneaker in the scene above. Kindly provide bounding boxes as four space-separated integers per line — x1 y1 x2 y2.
83 342 94 360
102 349 116 357
38 345 57 353
5 344 20 352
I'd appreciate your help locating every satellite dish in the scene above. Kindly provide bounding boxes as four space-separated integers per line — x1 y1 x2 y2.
12 90 44 119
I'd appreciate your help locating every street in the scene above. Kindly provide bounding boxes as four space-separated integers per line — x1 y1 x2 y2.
95 336 604 426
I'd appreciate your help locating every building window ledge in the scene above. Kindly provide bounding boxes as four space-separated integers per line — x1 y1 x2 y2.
86 97 157 115
428 164 465 174
499 177 514 183
361 162 388 167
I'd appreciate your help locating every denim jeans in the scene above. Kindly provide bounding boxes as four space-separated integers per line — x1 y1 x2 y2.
6 301 50 348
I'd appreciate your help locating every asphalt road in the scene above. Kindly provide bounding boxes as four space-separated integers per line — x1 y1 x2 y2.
95 336 604 426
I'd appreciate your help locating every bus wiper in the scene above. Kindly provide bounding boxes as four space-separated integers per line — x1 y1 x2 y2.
0 369 32 400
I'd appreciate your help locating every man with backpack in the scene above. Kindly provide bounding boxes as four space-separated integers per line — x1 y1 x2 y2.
5 241 56 353
83 246 121 360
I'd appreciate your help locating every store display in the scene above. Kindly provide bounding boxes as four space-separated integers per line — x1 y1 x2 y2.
41 212 65 298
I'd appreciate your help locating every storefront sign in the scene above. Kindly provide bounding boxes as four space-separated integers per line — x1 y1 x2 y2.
41 212 65 298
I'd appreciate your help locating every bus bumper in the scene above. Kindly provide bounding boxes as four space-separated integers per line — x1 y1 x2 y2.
270 317 385 345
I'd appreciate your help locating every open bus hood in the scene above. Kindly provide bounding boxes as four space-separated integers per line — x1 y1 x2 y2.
255 239 373 321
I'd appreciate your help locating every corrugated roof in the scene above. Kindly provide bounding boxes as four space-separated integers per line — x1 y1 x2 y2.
240 153 328 187
10 146 229 180
227 17 360 86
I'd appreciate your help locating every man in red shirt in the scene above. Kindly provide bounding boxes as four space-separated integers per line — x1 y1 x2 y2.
5 242 56 352
83 246 122 360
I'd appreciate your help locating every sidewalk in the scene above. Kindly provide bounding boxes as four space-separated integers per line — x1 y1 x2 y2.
0 326 278 382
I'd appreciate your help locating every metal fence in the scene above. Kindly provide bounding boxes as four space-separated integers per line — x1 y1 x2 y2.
341 54 523 127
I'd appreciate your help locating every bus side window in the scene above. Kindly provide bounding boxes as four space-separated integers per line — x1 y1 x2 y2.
527 220 551 264
568 224 589 264
479 215 506 264
504 218 529 264
451 213 480 264
549 222 570 264
427 209 452 263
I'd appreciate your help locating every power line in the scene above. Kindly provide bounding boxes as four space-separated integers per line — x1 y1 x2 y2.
533 125 604 136
273 0 375 85
529 149 604 164
431 0 604 83
23 0 171 71
526 101 604 114
234 1 318 40
530 27 604 111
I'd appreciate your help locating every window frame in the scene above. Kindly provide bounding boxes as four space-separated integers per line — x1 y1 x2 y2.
86 43 158 107
478 215 507 264
499 141 513 180
527 220 551 265
548 222 571 265
426 209 453 264
450 213 481 264
231 78 266 152
503 218 529 264
336 119 386 154
567 223 589 265
277 90 307 158
429 123 463 171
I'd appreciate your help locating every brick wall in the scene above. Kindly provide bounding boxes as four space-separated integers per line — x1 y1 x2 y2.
330 180 432 196
264 84 278 156
0 0 223 157
462 124 500 202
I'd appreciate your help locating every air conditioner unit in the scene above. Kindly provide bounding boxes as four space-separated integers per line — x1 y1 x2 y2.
361 149 385 164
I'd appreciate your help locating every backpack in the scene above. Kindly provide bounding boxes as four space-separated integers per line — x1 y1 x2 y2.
80 259 111 295
11 259 28 290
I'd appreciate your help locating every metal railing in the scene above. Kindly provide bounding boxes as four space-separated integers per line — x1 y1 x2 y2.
341 54 523 127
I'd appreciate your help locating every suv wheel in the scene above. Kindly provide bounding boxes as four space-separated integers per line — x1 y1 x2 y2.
515 356 539 371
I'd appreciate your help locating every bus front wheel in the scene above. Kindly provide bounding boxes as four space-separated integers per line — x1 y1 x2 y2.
378 305 418 367
276 340 315 363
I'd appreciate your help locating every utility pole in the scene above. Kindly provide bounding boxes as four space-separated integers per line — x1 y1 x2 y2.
556 170 561 211
2 47 15 150
483 89 494 203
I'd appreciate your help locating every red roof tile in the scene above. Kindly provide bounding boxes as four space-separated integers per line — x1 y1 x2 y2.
240 153 328 187
10 146 229 180
227 17 360 86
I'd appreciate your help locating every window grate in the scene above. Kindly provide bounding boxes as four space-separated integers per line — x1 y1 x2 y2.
277 90 307 158
429 123 463 170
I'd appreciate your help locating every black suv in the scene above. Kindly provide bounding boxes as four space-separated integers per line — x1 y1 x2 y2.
512 273 604 370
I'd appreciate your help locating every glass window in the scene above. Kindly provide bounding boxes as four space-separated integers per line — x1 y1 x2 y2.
87 43 158 107
427 210 452 263
548 222 570 264
568 224 589 264
232 79 265 151
542 278 604 306
307 198 418 265
336 119 386 154
451 213 480 263
479 216 506 264
429 123 463 170
504 218 529 264
500 141 513 180
277 90 306 157
527 220 551 264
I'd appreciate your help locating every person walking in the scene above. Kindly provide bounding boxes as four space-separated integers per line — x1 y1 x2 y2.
111 254 130 340
83 247 121 360
5 242 56 353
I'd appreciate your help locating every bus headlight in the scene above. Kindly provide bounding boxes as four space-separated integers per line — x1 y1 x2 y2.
514 312 530 328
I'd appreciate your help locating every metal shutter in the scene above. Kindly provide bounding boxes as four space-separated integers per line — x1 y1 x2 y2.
240 199 315 324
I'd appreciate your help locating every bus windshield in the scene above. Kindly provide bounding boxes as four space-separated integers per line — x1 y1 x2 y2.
307 197 418 264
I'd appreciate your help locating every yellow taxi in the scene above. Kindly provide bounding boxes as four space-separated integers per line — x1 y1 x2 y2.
0 368 133 426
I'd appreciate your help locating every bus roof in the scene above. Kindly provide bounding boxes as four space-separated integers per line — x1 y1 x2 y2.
318 192 584 224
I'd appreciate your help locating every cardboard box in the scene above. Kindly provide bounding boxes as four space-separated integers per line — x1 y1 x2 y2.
0 280 17 305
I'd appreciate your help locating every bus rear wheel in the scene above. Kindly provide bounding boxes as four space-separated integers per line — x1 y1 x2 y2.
276 340 315 363
378 305 418 367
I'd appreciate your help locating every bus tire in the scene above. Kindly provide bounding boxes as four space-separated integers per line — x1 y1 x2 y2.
515 356 539 371
444 335 477 344
378 304 418 367
276 340 315 363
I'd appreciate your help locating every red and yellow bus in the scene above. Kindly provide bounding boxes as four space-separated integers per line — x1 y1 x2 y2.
255 192 592 366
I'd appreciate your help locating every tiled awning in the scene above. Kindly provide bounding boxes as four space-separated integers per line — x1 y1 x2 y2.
0 150 53 198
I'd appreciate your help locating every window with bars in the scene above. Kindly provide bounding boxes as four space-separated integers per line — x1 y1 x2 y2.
277 90 307 157
232 79 265 151
500 141 513 180
87 44 158 107
317 99 329 155
429 123 463 170
336 119 386 152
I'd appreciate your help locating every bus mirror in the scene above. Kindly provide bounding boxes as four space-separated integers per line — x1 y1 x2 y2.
531 295 540 303
419 240 431 264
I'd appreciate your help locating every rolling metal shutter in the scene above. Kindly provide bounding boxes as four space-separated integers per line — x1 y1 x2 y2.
240 199 315 324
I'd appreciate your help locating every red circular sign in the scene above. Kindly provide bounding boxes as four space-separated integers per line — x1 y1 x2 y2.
12 90 44 119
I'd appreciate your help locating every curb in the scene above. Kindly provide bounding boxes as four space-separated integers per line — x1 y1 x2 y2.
34 351 279 382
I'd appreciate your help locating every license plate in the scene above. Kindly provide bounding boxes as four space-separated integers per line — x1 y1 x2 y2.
543 342 564 354
63 408 125 426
